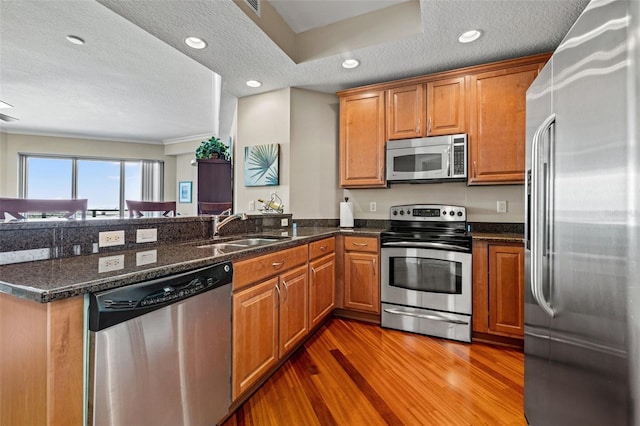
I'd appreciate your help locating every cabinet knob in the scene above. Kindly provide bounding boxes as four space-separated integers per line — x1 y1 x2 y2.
320 246 327 251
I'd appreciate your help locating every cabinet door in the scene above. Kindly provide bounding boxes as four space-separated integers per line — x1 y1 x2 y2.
344 252 380 313
426 76 467 136
279 265 309 357
232 277 279 400
468 64 541 184
340 91 386 188
489 244 525 337
387 84 425 140
309 253 335 329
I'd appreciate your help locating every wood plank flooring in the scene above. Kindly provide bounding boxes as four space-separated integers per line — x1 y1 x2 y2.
223 318 525 426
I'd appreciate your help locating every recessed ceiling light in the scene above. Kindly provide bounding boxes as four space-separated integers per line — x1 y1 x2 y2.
185 36 207 49
0 100 13 109
66 35 85 45
342 59 360 69
246 80 262 88
458 30 483 44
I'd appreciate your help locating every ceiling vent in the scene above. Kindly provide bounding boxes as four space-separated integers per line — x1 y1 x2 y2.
243 0 260 17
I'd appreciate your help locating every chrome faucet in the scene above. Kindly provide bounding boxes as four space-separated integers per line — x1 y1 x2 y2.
213 212 248 236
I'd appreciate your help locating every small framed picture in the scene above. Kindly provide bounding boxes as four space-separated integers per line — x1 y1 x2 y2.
178 181 192 203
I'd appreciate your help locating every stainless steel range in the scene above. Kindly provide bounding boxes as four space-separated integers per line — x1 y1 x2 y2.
380 204 472 342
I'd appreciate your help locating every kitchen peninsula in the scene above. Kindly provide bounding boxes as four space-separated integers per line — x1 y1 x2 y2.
0 215 383 425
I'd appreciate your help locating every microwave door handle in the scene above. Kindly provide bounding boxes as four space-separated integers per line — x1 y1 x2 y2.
446 147 451 177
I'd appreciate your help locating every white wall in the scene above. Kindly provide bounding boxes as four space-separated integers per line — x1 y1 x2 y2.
290 88 341 218
237 88 291 214
344 183 525 222
1 133 176 201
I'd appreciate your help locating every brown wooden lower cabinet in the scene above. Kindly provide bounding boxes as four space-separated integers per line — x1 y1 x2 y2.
0 293 84 426
473 240 525 344
343 236 380 314
309 252 336 329
231 249 310 401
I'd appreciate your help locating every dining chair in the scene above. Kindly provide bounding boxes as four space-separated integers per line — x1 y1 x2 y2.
0 197 88 220
126 200 176 218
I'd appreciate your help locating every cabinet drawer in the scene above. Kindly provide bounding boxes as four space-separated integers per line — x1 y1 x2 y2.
309 237 335 260
344 236 378 253
233 244 308 291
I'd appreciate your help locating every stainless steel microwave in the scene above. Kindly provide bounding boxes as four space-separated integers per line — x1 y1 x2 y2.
386 134 468 183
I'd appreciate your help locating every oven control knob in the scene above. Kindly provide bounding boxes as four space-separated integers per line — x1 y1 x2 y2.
393 210 398 216
457 211 463 217
449 211 455 216
407 210 412 216
441 210 446 216
399 210 405 215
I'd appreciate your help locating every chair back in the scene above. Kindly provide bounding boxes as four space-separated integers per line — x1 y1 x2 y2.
198 202 232 215
0 198 87 220
126 200 176 218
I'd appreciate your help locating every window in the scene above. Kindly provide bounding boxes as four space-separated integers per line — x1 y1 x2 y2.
20 155 163 218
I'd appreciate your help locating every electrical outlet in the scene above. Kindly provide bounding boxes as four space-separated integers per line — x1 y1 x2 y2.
136 228 157 243
370 202 377 212
98 230 125 247
136 249 157 266
497 201 507 213
98 254 125 273
249 200 255 211
281 218 289 227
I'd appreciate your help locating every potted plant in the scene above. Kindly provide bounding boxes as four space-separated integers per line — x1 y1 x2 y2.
195 136 230 161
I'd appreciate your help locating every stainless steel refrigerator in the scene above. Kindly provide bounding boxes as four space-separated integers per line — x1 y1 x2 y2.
525 0 640 424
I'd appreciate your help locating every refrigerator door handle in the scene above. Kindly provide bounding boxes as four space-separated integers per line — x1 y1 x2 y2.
531 113 556 318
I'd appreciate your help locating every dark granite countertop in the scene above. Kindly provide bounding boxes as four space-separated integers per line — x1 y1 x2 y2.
0 227 382 303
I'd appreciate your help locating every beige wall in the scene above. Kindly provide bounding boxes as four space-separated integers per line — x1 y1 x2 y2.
290 88 341 218
0 132 7 196
237 88 291 214
344 183 525 223
165 138 202 216
1 133 176 201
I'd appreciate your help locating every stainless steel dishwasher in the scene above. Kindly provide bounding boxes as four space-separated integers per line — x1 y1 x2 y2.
88 262 232 426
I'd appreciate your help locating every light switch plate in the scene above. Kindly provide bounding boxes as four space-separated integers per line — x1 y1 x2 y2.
497 201 507 213
136 249 157 266
136 228 157 243
281 218 288 227
370 202 377 212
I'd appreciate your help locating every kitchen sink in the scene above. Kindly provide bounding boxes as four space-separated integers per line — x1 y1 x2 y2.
196 237 281 251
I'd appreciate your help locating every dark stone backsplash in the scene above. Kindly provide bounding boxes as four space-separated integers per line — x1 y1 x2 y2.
468 222 524 234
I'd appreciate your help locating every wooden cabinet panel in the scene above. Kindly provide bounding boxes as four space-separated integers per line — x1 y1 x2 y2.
309 253 336 329
344 251 380 313
489 244 525 337
232 277 279 400
279 265 309 356
468 64 541 184
387 84 425 140
0 294 84 426
344 236 378 253
472 241 525 342
426 76 467 136
233 245 308 290
339 91 386 187
309 237 335 260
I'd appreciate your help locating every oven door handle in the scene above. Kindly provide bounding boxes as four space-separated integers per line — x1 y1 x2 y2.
381 241 469 252
383 308 469 325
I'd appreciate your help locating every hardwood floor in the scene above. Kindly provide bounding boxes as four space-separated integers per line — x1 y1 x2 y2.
223 318 525 426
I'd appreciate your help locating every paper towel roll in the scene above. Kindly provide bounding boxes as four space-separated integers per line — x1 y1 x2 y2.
340 202 354 228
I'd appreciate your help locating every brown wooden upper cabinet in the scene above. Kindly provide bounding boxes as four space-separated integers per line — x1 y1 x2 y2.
339 91 386 188
386 83 425 140
386 77 466 141
426 76 467 136
468 62 543 184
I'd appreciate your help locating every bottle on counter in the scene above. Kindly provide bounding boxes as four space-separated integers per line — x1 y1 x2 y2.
258 198 284 212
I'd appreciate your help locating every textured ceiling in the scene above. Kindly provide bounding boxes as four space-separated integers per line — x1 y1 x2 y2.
0 0 590 144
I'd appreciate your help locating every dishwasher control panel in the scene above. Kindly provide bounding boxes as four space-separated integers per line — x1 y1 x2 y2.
89 262 233 331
